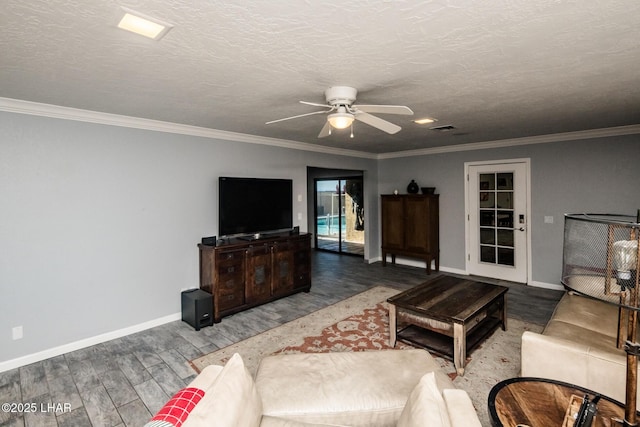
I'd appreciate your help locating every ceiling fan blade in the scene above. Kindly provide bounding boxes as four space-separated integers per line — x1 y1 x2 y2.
300 100 331 108
355 111 402 134
318 121 332 138
353 105 414 115
266 110 329 125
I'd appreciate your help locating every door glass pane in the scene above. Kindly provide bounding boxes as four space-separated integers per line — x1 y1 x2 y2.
497 173 513 190
316 180 340 252
480 192 495 208
343 179 365 255
497 211 513 228
480 174 495 190
497 229 514 247
481 246 496 263
315 178 364 256
480 211 495 226
480 228 495 245
477 172 516 267
496 193 513 209
498 248 515 266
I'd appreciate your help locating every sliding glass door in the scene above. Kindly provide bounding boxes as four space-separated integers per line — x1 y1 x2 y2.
314 178 364 256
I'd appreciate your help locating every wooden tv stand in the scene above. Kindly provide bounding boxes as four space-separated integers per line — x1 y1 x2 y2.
198 232 312 323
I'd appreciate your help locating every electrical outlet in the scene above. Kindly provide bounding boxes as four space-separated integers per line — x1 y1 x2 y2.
544 216 554 224
12 326 23 340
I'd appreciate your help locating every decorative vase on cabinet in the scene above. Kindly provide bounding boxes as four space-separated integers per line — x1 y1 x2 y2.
407 180 419 194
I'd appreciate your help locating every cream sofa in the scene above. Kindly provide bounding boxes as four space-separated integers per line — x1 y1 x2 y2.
521 289 635 402
145 349 481 427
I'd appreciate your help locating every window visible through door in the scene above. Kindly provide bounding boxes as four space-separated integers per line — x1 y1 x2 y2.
314 178 364 256
479 172 516 266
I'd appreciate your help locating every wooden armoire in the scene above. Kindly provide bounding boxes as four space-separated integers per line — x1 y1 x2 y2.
381 194 439 273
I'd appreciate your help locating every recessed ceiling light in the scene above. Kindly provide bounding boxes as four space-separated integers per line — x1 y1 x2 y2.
414 117 437 125
117 8 173 40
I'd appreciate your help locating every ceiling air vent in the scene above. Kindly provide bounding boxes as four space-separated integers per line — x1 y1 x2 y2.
429 125 456 132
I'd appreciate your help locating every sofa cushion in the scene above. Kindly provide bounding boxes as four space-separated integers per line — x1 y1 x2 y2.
543 319 624 352
397 372 451 427
182 353 262 427
521 330 630 403
256 349 452 427
260 415 349 426
547 291 622 339
442 389 482 427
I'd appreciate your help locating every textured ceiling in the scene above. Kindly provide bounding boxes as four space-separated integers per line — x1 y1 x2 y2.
1 0 639 154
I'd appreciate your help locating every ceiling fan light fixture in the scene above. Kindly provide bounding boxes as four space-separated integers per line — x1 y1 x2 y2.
327 112 354 129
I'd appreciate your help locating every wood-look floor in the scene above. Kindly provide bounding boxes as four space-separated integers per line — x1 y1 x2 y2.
0 251 563 427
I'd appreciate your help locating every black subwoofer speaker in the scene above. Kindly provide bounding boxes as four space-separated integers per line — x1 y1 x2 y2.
181 289 213 331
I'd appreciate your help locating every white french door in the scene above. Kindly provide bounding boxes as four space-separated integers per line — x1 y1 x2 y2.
466 160 530 283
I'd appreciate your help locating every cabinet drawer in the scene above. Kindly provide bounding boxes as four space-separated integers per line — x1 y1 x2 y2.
216 250 245 263
217 291 244 312
247 244 271 255
272 241 290 252
217 263 243 277
217 271 244 293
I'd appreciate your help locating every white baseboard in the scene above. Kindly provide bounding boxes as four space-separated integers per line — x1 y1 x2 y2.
368 256 467 276
527 280 564 291
0 312 182 373
370 256 563 290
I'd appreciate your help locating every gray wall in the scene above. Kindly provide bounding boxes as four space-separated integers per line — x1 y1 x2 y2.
0 111 377 364
377 135 640 285
2 108 637 367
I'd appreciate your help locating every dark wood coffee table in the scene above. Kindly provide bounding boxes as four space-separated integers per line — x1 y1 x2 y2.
387 275 507 375
488 377 628 427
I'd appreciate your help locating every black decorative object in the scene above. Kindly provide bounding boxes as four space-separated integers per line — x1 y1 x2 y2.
407 180 419 194
421 187 436 195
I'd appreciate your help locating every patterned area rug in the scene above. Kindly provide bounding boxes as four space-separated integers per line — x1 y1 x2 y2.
273 302 414 354
190 286 402 374
190 286 543 426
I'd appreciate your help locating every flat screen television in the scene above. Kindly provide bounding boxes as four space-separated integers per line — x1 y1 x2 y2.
218 177 293 237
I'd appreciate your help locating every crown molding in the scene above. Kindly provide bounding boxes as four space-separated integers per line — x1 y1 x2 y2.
376 124 640 159
2 97 637 161
0 97 377 160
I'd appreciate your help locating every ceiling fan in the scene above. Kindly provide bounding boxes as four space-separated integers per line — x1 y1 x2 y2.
266 86 414 138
